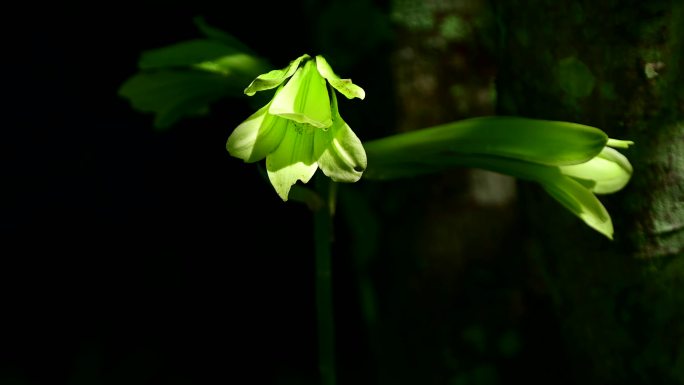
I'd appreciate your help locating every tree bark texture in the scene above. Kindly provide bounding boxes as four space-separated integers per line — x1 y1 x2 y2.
492 1 684 383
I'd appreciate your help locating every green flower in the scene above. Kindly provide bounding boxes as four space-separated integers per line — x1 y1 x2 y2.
226 54 367 201
361 117 634 239
461 140 633 240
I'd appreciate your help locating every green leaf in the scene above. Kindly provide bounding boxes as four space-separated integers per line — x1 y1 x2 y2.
138 39 244 70
118 70 246 129
120 23 269 130
119 17 271 129
192 53 269 77
244 54 310 96
315 55 365 100
269 59 332 128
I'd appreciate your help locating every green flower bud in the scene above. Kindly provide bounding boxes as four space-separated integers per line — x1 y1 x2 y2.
227 54 367 201
362 117 635 240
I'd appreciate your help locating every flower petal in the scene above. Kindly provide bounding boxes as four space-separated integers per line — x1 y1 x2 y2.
362 117 609 168
542 174 614 240
270 59 332 128
315 92 367 182
560 147 633 194
362 152 614 239
266 123 319 201
226 98 288 163
243 53 310 96
315 55 365 100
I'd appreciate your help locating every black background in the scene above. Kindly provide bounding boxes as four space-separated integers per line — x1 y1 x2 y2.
5 1 354 383
5 1 572 384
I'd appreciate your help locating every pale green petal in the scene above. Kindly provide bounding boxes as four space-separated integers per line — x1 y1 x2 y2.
315 55 365 100
315 92 367 182
226 102 269 161
543 175 614 240
226 98 288 163
560 147 633 194
270 59 332 128
266 123 319 201
243 53 310 96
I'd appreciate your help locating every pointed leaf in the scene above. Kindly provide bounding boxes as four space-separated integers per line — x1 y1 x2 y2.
138 39 243 69
118 70 244 130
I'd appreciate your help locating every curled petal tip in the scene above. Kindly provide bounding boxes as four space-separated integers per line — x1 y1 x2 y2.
607 138 635 149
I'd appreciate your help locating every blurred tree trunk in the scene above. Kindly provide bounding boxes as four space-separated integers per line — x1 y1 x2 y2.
359 2 552 385
492 1 684 383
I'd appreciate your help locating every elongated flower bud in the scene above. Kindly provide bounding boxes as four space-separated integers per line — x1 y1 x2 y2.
362 116 634 239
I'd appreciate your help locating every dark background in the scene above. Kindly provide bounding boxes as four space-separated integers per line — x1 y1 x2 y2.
5 1 573 384
6 1 354 384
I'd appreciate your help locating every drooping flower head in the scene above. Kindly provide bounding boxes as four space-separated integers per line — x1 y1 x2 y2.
226 54 367 200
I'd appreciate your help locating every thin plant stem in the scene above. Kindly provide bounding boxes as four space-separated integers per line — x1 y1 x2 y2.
314 175 336 385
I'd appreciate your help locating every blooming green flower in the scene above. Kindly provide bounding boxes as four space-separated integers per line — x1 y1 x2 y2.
226 54 367 201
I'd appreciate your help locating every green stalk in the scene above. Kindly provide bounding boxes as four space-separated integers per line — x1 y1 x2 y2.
314 174 336 385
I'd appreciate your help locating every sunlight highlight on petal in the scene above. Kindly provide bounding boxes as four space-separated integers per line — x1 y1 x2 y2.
315 92 366 182
266 123 319 201
315 55 365 100
226 98 289 163
270 60 332 128
244 53 310 96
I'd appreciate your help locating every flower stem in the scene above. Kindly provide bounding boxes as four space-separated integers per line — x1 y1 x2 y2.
314 175 336 385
